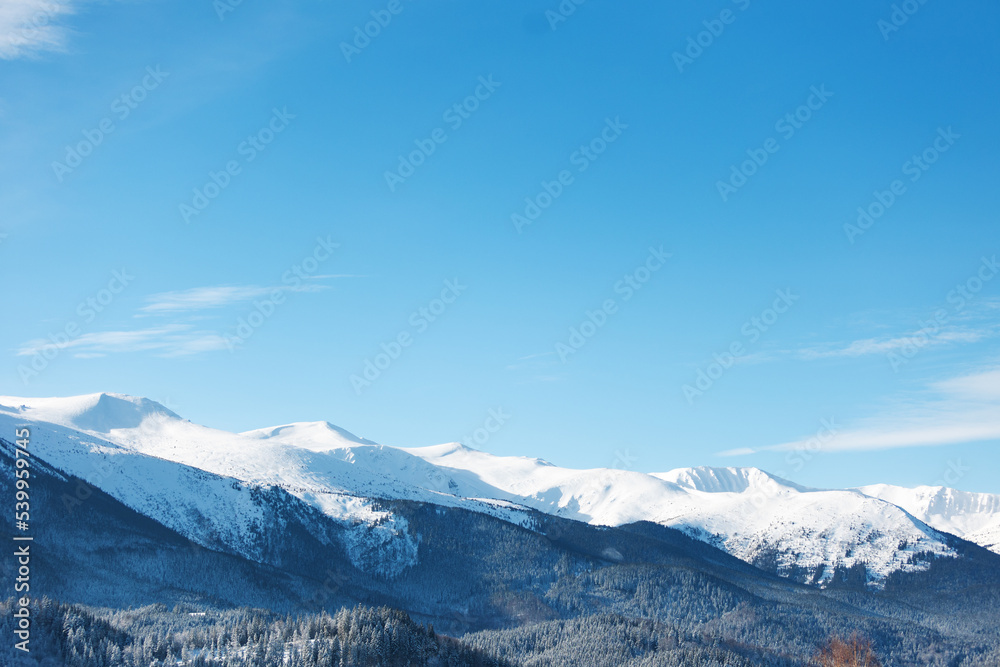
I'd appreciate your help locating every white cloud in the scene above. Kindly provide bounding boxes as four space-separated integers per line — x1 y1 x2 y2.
15 277 347 359
140 281 341 314
505 351 555 371
17 324 233 357
933 367 1000 401
724 365 1000 456
0 0 74 60
717 447 755 457
764 418 1000 454
795 328 993 361
309 274 368 280
770 298 1000 363
141 286 284 314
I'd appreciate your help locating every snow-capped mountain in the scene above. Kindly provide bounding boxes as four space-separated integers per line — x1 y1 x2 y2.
0 393 425 576
857 483 1000 554
2 392 993 589
400 446 959 585
242 421 379 451
967 518 1000 553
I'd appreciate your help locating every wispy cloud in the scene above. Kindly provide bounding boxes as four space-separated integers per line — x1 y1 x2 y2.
310 274 368 280
722 364 1000 456
16 276 350 360
933 367 1000 401
140 281 339 315
141 286 286 314
505 351 556 371
0 0 74 60
505 352 565 384
774 298 1000 363
795 327 995 360
17 324 232 357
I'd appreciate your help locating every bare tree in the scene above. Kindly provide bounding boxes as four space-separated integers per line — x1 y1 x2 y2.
813 633 882 667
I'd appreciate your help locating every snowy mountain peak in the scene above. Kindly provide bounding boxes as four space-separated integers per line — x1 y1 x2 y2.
653 466 806 494
0 392 180 433
407 442 472 457
241 421 378 451
857 483 1000 541
405 442 559 471
966 517 1000 553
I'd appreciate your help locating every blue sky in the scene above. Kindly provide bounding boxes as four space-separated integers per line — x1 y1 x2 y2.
2 0 998 493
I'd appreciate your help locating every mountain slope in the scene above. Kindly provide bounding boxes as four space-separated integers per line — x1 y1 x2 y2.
0 436 332 612
0 393 535 530
6 433 1000 667
0 393 985 589
857 483 1000 554
0 396 422 579
242 420 379 450
966 517 1000 552
400 446 959 586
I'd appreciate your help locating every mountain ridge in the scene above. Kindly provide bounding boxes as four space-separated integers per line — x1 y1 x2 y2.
3 392 996 590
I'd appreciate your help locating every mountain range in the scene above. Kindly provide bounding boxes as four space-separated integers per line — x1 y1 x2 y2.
2 392 1000 665
3 392 997 586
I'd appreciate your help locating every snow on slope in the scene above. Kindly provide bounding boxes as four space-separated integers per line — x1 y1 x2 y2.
654 468 956 585
656 466 808 494
0 394 535 551
1 392 181 432
404 442 699 526
0 394 421 575
1 393 983 588
966 518 1000 553
242 421 378 451
402 450 957 586
857 483 1000 554
0 400 272 554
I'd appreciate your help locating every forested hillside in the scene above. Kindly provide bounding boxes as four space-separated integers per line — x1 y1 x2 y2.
0 600 510 666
